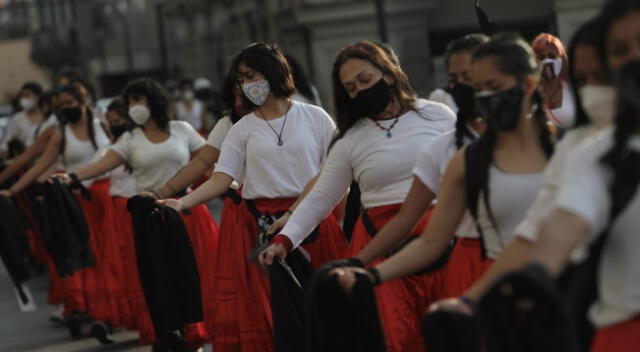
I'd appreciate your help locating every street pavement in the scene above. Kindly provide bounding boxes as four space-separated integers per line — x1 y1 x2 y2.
0 199 223 352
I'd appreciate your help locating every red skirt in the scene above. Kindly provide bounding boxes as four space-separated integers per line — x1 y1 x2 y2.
442 238 493 298
591 315 640 352
211 197 347 352
179 203 219 346
75 179 129 324
113 196 155 342
349 203 438 352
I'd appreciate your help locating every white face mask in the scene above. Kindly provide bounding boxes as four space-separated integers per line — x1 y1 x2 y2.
129 105 151 125
241 79 270 106
20 97 36 111
183 91 194 101
579 85 617 128
541 58 563 78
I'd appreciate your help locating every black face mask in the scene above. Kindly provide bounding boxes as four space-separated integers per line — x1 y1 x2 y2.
347 77 392 119
60 106 83 124
110 124 129 140
448 83 477 121
476 86 525 131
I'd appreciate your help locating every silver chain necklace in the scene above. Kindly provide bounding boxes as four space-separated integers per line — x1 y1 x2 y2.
259 99 292 146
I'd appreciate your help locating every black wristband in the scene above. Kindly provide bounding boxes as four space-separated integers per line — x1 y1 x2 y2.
345 257 364 268
366 267 382 286
69 173 79 183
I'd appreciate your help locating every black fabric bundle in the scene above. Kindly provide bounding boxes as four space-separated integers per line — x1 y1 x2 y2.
126 196 202 334
270 249 314 352
477 264 574 352
0 196 32 302
422 310 481 352
307 260 386 352
37 178 94 277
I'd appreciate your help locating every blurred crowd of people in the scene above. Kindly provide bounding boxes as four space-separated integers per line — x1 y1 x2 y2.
1 0 639 351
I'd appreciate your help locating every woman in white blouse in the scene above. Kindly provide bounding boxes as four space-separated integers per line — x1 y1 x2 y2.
322 35 553 350
54 78 217 348
260 41 456 352
161 42 347 352
0 84 116 340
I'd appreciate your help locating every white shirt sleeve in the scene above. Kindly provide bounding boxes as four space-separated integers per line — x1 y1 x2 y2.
280 137 354 248
554 137 612 240
0 115 19 153
178 121 205 152
109 130 132 161
428 89 458 113
206 116 233 150
213 121 246 182
412 138 446 194
313 107 337 163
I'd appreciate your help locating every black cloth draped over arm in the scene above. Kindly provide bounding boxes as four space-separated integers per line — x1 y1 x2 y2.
126 195 202 334
37 179 94 277
307 260 386 352
0 196 32 302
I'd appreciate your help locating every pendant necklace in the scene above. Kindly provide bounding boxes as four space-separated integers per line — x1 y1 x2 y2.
261 99 291 146
372 115 401 138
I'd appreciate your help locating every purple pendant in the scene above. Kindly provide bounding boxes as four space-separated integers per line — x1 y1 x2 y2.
386 132 392 138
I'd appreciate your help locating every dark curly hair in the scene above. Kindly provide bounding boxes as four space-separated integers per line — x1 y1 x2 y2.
121 77 172 131
230 42 296 109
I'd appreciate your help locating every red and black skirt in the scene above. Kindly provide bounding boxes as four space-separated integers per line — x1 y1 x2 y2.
210 197 347 352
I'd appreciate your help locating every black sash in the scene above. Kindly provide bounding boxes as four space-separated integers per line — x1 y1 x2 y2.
360 208 455 273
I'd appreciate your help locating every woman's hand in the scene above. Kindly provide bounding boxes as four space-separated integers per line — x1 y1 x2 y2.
266 213 291 235
138 191 158 199
330 266 374 295
158 198 184 212
428 297 475 316
259 243 287 268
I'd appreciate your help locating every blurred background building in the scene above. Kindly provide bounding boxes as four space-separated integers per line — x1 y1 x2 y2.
0 0 606 110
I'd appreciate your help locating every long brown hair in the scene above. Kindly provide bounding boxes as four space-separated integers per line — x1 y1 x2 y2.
331 41 418 143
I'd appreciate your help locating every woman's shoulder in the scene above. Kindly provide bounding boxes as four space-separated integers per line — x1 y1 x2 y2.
170 119 199 133
408 98 457 130
292 100 330 119
413 98 456 117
